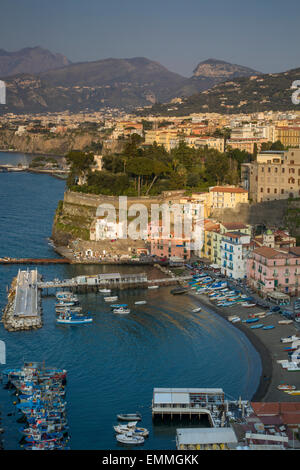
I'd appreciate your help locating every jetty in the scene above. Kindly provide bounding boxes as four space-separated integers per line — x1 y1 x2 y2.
2 269 42 331
0 258 70 265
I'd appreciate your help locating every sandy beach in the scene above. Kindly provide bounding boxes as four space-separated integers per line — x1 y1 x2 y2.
189 290 300 402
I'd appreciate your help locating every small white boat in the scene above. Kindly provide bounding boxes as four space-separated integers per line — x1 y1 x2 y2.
113 422 149 437
192 307 201 313
231 317 241 323
117 412 142 421
241 303 256 308
113 308 130 314
148 285 159 289
99 288 111 294
277 384 296 391
134 301 147 305
116 432 144 445
281 335 299 343
278 320 293 325
104 296 118 302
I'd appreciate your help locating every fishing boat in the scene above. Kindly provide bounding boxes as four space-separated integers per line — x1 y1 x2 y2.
244 318 259 324
56 313 93 324
287 364 300 372
148 285 159 289
134 301 147 305
116 432 144 445
104 296 118 302
241 302 257 307
55 306 82 313
113 308 130 314
250 324 264 329
280 335 299 343
285 390 300 395
110 304 128 309
117 412 142 421
55 301 77 308
263 325 275 330
278 320 293 325
192 307 201 313
99 288 111 294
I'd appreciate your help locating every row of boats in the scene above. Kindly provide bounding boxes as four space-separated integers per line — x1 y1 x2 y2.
2 362 69 450
114 412 149 445
100 289 148 315
55 291 93 324
277 334 300 375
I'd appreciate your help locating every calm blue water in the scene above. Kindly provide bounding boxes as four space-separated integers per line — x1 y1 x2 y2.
0 152 262 450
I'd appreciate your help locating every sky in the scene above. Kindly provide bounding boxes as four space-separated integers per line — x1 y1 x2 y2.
0 0 300 77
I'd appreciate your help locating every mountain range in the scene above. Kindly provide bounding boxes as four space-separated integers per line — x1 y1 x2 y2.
3 47 298 115
0 47 264 114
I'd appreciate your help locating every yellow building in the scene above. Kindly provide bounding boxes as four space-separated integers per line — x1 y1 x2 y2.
275 127 300 147
208 186 249 209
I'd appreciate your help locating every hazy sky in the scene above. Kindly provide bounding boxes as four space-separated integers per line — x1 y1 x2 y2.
1 0 300 77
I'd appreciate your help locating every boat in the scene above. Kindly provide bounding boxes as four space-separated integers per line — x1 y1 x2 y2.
148 285 159 289
287 364 300 372
117 412 142 421
192 307 201 313
110 304 128 309
170 287 188 295
57 313 93 324
104 296 118 302
278 320 293 325
113 308 130 314
116 432 144 445
250 324 264 329
134 301 147 305
280 335 299 343
113 422 149 437
244 318 259 324
277 384 296 391
263 325 275 330
99 288 111 294
55 306 82 313
285 390 300 395
241 303 257 307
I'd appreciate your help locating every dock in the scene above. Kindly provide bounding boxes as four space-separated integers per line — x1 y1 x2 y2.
2 269 42 331
0 258 71 265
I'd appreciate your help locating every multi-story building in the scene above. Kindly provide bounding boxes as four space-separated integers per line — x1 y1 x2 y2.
209 186 249 209
247 246 300 296
275 126 300 147
221 232 251 279
226 138 267 154
241 148 300 202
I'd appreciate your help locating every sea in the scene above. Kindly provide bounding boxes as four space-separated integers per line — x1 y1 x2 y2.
0 152 261 450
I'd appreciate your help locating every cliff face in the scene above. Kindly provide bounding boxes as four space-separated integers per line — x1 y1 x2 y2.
0 130 99 155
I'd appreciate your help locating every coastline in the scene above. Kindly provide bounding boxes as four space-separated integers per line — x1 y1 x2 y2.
188 290 299 402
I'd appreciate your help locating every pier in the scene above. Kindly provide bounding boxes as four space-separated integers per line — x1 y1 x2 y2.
152 388 225 425
2 269 42 331
0 258 71 265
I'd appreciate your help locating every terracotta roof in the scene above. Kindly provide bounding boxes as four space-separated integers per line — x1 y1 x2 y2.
251 402 280 416
252 247 289 259
210 186 248 194
222 222 248 230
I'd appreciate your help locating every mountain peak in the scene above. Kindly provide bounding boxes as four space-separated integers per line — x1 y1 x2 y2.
192 58 260 79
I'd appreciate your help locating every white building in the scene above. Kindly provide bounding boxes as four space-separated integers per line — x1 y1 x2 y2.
221 232 251 279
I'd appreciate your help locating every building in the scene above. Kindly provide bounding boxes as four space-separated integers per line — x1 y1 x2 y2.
276 126 300 147
241 148 300 202
176 427 238 450
221 232 251 279
209 186 249 209
226 138 267 154
253 229 296 250
247 246 300 296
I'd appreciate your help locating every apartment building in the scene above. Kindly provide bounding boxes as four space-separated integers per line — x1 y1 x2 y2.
209 186 249 209
241 148 300 202
221 232 251 279
247 246 300 296
275 126 300 147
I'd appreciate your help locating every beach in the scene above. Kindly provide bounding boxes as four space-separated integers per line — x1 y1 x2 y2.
188 290 300 402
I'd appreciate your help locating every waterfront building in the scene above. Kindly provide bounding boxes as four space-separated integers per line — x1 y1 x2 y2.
176 428 238 450
241 148 300 202
247 246 300 296
221 232 251 279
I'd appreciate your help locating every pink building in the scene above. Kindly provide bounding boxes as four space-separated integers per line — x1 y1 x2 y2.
150 235 191 260
247 246 300 296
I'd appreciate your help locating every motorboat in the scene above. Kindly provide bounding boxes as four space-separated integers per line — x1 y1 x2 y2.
148 285 159 289
104 296 118 302
110 304 128 309
117 412 142 421
113 308 130 314
192 307 201 313
113 422 149 437
99 288 111 294
116 432 144 445
134 301 147 305
56 313 93 324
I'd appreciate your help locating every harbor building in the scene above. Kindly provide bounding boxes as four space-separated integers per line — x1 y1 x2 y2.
241 148 300 202
176 427 238 450
152 388 224 424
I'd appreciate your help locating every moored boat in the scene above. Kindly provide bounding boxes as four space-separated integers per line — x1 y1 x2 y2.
116 432 144 445
117 412 142 421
